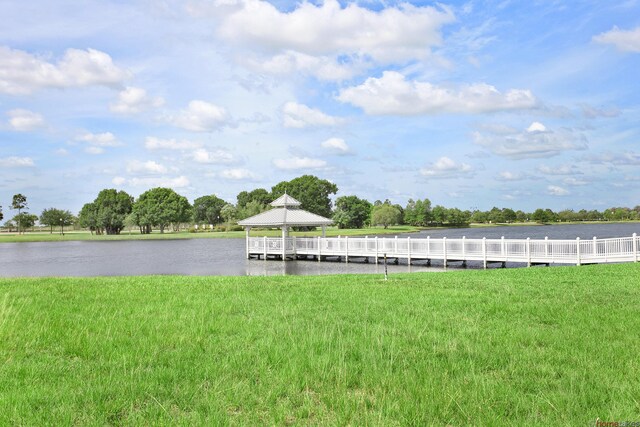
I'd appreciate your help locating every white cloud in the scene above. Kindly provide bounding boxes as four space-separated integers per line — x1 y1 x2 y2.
563 177 588 186
474 123 587 159
593 26 640 53
191 148 236 164
0 156 35 167
585 151 640 166
497 171 526 181
244 51 363 81
126 160 168 175
526 121 546 132
547 185 569 196
537 164 582 175
84 146 105 155
321 137 351 155
6 109 45 131
76 132 120 147
145 137 202 151
113 176 190 188
168 100 230 132
219 168 257 180
273 157 327 170
201 0 455 79
0 46 130 95
282 102 343 128
337 71 537 115
420 156 473 179
110 86 164 114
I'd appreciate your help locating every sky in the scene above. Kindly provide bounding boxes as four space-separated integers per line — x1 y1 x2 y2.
1 0 639 216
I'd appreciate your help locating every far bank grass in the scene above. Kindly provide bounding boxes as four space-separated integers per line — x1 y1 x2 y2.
1 263 639 424
0 225 420 244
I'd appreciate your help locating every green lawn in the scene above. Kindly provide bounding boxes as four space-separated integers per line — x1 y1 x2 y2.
1 264 639 424
0 225 420 243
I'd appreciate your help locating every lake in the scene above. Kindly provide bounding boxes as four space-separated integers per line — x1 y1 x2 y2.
0 223 638 277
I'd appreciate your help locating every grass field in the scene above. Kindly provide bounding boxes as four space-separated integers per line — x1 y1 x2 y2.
1 264 639 424
0 225 420 243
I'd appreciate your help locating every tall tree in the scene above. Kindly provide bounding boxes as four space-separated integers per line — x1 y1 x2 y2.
12 213 38 231
370 204 401 229
237 188 272 209
132 187 191 233
11 194 27 234
78 203 101 234
271 175 338 218
193 195 227 225
333 195 372 229
220 204 237 231
40 208 74 233
92 189 133 235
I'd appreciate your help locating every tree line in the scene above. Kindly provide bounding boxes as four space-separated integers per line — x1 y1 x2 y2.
2 174 640 234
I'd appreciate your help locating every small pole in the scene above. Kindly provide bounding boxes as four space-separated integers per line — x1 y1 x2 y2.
593 236 597 258
443 237 447 268
526 237 531 267
633 233 638 263
407 237 411 265
576 237 581 266
384 253 388 281
375 236 379 264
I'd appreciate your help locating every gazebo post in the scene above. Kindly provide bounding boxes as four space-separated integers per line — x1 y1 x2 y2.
321 225 326 237
245 226 251 259
282 226 288 260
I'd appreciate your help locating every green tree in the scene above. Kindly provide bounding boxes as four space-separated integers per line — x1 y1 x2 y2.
12 213 38 231
40 208 75 233
532 208 556 224
132 187 191 234
193 195 226 225
11 194 28 234
271 175 338 218
332 195 372 229
237 188 272 210
370 204 401 229
92 189 134 235
431 205 447 225
238 200 267 220
502 208 517 223
77 203 101 234
220 204 237 231
487 207 505 224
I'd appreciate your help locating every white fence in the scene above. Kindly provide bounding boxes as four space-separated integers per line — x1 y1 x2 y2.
247 234 640 267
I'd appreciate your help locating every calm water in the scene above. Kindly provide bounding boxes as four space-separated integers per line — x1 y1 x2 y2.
0 223 637 277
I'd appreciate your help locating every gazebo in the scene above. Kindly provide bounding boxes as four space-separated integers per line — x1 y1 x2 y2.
238 194 333 260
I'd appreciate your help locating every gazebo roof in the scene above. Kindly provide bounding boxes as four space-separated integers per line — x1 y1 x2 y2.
238 194 333 227
270 193 301 208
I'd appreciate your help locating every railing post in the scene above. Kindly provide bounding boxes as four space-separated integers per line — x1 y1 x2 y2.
482 237 487 269
501 236 505 259
292 236 297 257
375 236 379 264
365 236 368 258
263 236 267 259
394 236 398 256
526 237 531 267
462 236 466 260
633 233 638 263
593 236 597 258
443 237 447 268
576 237 581 266
544 236 548 258
345 236 349 263
407 237 411 265
318 236 321 261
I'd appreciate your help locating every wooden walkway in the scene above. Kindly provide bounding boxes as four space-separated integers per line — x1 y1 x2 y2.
247 234 640 268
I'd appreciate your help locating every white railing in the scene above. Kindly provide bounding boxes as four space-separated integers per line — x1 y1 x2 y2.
247 234 640 267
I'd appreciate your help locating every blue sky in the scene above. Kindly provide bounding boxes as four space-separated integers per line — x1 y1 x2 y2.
1 0 639 215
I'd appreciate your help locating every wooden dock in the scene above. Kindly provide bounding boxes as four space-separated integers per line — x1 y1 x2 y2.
246 234 640 268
